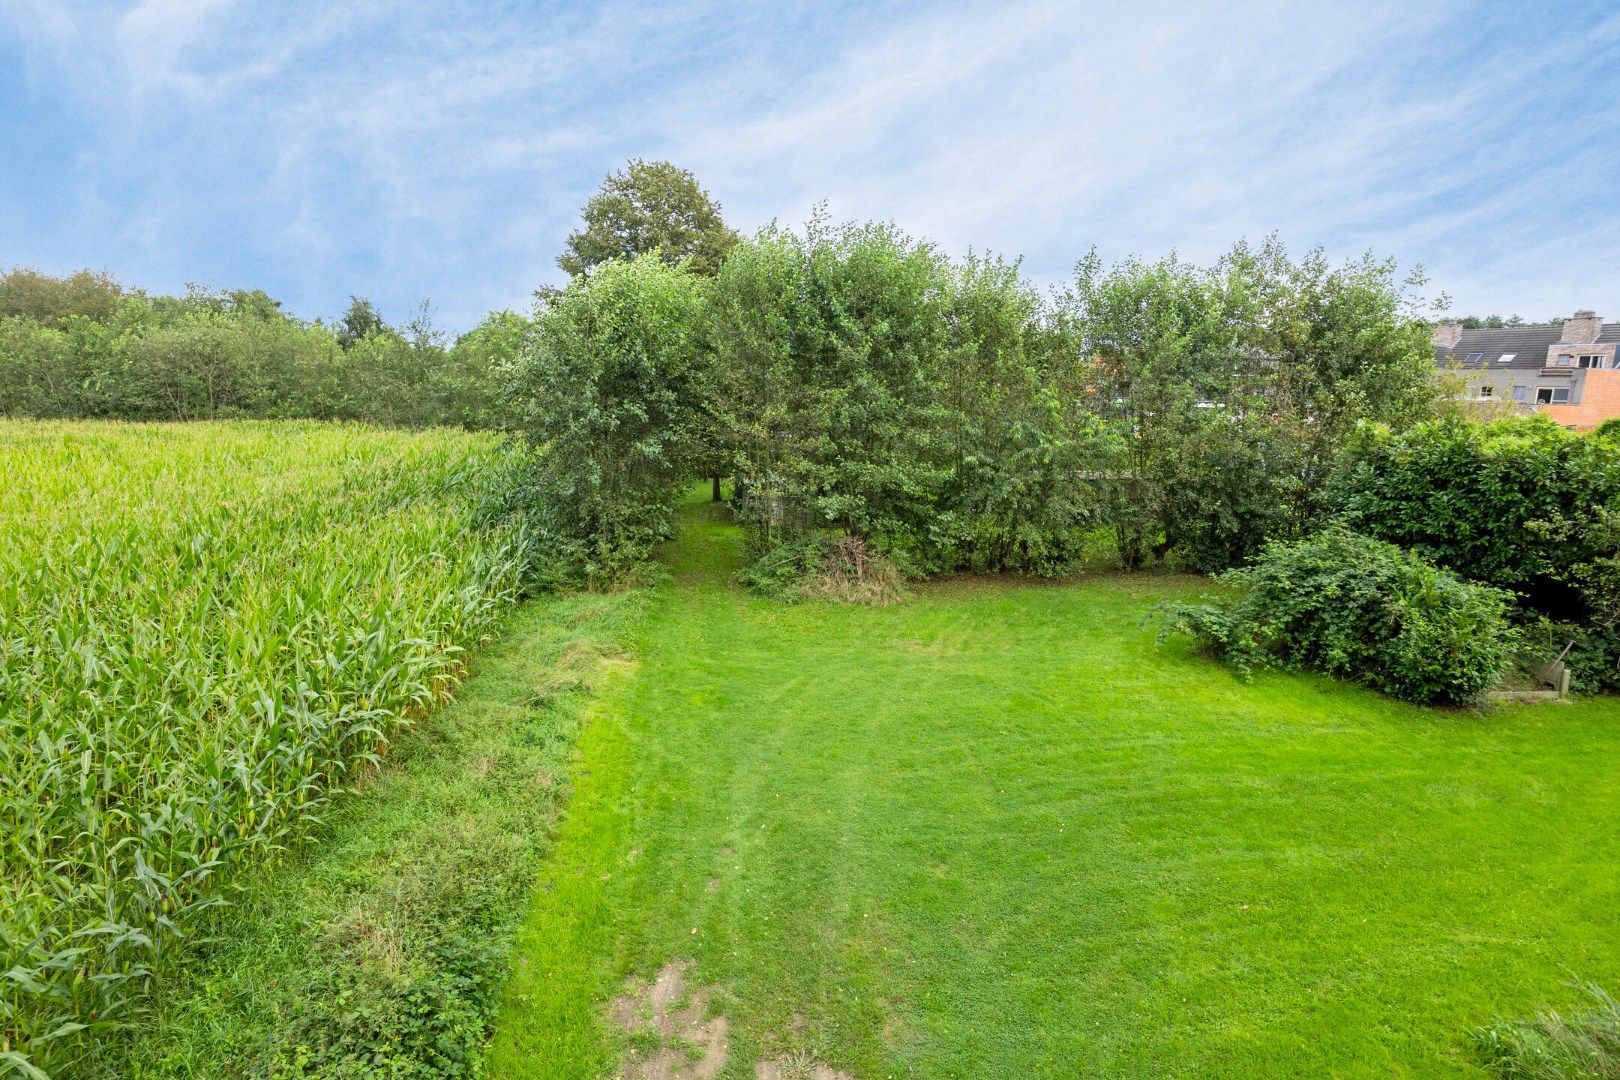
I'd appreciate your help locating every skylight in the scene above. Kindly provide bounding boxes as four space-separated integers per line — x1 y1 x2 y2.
1498 353 1516 363
1463 352 1485 363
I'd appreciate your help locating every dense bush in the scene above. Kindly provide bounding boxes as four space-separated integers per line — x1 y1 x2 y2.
1161 529 1517 704
0 270 515 427
1331 415 1620 601
503 255 709 586
1331 416 1620 690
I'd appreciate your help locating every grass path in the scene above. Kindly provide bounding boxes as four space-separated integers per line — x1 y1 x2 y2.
490 495 1620 1078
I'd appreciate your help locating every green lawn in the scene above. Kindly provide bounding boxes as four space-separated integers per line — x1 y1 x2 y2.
490 494 1620 1079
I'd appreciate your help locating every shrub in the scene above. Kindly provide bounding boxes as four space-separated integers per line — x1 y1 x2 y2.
1476 983 1620 1079
1161 528 1517 705
502 255 709 586
1330 415 1620 613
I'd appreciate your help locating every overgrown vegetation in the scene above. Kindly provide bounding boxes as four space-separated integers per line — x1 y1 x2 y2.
89 587 648 1080
0 269 513 426
0 421 533 1076
1477 984 1620 1079
1331 415 1620 691
1161 528 1518 704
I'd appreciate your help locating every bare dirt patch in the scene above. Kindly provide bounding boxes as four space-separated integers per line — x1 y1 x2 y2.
610 960 729 1080
755 1056 857 1080
610 962 856 1080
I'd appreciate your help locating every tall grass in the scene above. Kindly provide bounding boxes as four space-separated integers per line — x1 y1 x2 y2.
0 421 532 1077
1477 984 1620 1079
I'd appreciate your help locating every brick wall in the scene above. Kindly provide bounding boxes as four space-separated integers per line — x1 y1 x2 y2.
1541 368 1620 429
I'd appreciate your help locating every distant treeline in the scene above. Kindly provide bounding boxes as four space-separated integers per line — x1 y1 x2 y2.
0 268 519 426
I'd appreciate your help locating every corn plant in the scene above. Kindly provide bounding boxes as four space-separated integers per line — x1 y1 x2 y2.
0 420 533 1077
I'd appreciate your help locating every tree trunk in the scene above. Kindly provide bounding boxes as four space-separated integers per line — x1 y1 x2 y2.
712 475 723 502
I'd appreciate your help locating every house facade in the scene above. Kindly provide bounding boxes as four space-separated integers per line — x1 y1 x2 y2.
1433 310 1620 429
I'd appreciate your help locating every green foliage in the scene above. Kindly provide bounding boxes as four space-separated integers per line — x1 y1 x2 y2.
1331 415 1620 634
1161 528 1517 704
710 219 952 570
504 256 709 586
0 266 124 325
0 421 534 1076
1058 238 1440 572
336 295 386 349
711 217 1106 581
1476 984 1620 1079
556 159 738 279
0 272 504 427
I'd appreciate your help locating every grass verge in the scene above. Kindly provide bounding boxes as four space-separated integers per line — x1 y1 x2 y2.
88 586 649 1078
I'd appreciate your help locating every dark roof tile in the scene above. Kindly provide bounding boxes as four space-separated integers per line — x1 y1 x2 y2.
1434 322 1617 369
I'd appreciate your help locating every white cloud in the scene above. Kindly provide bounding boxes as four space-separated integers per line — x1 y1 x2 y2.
4 0 1618 326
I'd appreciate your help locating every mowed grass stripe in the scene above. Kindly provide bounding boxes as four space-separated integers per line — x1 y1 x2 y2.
492 494 1620 1079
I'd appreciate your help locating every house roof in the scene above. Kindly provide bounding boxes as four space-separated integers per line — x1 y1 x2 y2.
1434 323 1620 370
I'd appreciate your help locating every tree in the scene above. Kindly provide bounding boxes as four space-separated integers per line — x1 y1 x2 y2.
504 255 710 586
556 160 738 279
336 296 385 349
1056 238 1440 572
709 216 1107 578
0 267 124 325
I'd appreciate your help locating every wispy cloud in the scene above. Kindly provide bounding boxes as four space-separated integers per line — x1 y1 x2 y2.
2 0 1617 329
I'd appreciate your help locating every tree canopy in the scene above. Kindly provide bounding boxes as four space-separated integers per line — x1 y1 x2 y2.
556 159 738 279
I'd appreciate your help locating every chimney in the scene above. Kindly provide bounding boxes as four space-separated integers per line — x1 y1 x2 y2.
1562 309 1602 344
1431 318 1463 349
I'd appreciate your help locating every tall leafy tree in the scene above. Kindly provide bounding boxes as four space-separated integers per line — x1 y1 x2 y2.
0 267 123 325
504 254 709 586
556 159 738 279
1058 238 1439 571
709 216 1107 577
335 296 385 349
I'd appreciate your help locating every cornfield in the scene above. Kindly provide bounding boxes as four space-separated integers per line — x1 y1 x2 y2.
0 421 532 1077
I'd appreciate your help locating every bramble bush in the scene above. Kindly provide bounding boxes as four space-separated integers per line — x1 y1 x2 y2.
1161 528 1517 705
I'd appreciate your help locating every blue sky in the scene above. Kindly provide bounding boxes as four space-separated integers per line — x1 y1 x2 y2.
3 1 1618 333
